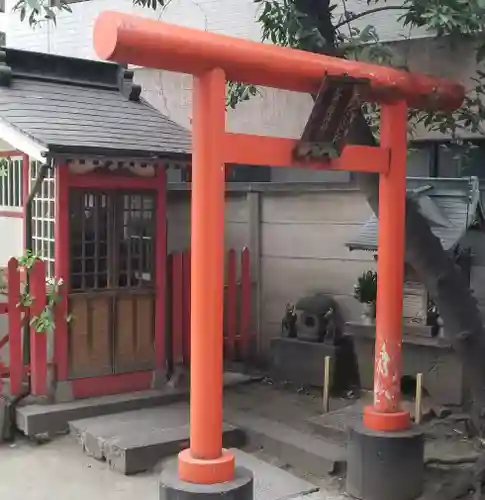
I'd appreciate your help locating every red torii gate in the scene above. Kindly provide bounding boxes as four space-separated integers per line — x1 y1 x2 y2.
93 12 464 500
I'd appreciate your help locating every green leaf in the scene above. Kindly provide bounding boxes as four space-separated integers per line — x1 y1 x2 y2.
26 0 41 10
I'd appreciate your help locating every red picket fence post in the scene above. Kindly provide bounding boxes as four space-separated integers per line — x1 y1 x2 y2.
8 257 22 396
30 259 47 396
226 249 237 360
167 247 254 367
171 252 184 366
182 250 191 365
240 247 252 360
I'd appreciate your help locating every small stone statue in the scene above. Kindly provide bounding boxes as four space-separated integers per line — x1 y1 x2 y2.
281 302 297 338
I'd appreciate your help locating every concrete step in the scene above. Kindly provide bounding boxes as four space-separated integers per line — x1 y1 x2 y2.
307 398 435 441
224 410 347 476
307 402 363 441
69 403 246 475
161 448 319 500
16 372 255 437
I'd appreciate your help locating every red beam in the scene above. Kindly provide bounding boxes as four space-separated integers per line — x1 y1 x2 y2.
224 134 389 173
93 11 464 111
68 172 156 190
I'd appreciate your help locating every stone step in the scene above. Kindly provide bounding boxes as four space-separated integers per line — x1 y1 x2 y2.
161 448 320 500
69 403 246 475
224 410 347 477
16 372 255 437
307 398 435 441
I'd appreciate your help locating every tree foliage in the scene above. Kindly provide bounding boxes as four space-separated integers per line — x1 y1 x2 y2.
12 0 72 26
229 0 485 151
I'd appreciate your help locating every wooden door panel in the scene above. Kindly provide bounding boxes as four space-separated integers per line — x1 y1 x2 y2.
114 293 155 373
68 295 112 378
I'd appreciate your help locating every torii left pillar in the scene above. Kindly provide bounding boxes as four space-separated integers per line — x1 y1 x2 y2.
93 11 465 500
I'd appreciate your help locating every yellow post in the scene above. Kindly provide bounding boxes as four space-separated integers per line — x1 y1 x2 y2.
323 356 331 413
415 373 423 424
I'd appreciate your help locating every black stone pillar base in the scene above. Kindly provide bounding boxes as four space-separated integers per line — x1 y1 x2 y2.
160 464 254 500
346 423 424 500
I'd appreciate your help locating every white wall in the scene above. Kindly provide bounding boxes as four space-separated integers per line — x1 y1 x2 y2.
0 216 23 265
5 0 261 58
4 0 427 55
0 11 6 37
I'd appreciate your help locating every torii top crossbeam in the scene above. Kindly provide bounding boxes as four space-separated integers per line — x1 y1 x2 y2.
93 10 465 489
94 11 464 111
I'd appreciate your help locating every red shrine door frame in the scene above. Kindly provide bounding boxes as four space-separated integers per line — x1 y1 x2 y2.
54 167 167 399
93 11 464 486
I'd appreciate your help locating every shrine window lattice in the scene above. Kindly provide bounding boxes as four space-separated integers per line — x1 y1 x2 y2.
69 190 156 292
30 161 55 278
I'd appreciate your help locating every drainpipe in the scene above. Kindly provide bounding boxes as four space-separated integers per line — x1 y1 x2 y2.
2 157 53 441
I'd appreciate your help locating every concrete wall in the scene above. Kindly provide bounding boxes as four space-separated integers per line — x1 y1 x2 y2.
166 185 485 359
258 187 374 352
166 190 249 256
461 229 485 321
166 185 375 356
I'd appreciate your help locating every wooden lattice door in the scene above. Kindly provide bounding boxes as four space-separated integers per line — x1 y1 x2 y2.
68 189 157 379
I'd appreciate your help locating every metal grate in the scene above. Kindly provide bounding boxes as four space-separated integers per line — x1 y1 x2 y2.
0 157 23 208
30 161 55 278
70 190 156 292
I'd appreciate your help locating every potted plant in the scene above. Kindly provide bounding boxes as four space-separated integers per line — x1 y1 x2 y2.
353 270 377 325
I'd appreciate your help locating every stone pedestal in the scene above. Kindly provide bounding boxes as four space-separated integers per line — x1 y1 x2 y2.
160 464 254 500
346 423 424 500
270 336 359 392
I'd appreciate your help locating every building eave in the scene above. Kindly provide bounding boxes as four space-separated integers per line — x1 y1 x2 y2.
49 144 190 162
0 117 48 162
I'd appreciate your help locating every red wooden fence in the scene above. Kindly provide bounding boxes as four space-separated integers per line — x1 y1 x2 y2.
0 249 255 396
0 257 48 397
167 247 254 366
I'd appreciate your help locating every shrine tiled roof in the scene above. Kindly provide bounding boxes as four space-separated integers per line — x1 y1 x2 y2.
347 176 483 253
0 47 191 158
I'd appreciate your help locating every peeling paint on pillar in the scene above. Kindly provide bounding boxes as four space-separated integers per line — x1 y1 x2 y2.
375 339 401 410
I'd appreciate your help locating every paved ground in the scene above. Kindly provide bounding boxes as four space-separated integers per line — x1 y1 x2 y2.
0 382 478 500
0 436 159 500
0 436 345 500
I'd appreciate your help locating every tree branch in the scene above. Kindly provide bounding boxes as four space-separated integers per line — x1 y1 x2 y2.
335 5 408 30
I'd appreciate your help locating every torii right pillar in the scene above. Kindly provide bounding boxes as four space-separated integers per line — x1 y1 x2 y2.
345 99 422 500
